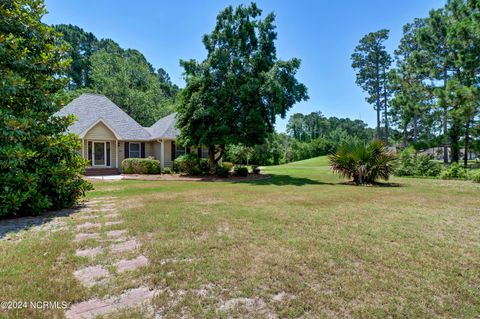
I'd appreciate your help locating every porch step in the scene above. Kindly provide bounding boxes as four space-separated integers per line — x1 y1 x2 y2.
85 168 120 176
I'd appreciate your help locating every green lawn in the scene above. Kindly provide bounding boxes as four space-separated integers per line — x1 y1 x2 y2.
1 156 480 318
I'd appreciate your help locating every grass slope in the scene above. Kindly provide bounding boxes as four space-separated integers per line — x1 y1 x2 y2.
1 156 479 318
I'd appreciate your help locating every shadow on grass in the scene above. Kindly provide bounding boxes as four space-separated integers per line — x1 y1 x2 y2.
0 204 86 240
247 174 335 186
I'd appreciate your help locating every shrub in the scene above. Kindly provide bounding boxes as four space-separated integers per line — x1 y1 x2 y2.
469 169 480 183
0 5 93 217
222 161 234 170
234 166 249 177
216 165 230 178
121 158 161 174
394 147 441 177
174 154 201 175
251 165 261 174
162 167 172 174
199 159 209 173
328 140 395 184
440 163 468 180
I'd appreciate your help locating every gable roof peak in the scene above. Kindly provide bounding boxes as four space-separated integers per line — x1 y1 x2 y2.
55 93 152 141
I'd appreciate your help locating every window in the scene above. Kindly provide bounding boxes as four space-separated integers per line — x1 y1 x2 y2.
87 141 92 165
106 142 111 166
129 143 141 158
201 147 209 159
175 143 186 158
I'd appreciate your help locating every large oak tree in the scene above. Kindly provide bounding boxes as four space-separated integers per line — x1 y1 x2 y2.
176 3 308 170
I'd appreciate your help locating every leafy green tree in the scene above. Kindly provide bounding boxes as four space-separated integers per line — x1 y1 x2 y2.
56 24 179 126
416 8 457 163
177 3 308 170
54 24 99 89
391 19 435 147
446 0 480 166
90 49 174 126
0 0 92 217
351 29 392 143
287 113 307 141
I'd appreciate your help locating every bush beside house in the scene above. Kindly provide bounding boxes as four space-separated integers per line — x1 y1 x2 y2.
121 158 161 174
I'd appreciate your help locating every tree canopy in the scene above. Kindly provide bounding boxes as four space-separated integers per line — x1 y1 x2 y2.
177 3 308 169
377 0 480 165
351 29 392 143
55 24 179 126
0 0 92 217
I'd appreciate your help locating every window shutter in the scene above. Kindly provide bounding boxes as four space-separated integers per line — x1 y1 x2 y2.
124 142 129 159
197 147 202 158
141 143 145 158
171 141 175 160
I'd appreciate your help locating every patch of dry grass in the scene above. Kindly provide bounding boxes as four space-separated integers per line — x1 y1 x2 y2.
1 156 479 318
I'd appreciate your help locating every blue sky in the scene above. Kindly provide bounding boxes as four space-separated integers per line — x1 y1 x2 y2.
43 0 445 132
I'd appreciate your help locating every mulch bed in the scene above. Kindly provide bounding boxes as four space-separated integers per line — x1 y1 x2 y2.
121 173 271 182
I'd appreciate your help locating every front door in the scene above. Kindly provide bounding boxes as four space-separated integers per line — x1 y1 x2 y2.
93 142 106 166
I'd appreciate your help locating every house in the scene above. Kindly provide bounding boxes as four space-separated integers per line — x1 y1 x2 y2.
55 93 208 174
419 146 478 161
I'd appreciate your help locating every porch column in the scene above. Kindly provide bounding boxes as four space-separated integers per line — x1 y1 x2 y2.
82 138 85 159
160 139 165 169
115 140 119 169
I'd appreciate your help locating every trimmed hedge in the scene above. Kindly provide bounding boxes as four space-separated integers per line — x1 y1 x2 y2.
121 158 161 174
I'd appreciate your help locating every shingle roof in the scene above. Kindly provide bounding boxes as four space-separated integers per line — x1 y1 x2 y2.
55 93 152 141
147 112 179 140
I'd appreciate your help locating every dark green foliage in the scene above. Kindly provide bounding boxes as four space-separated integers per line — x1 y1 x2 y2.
329 140 396 184
394 147 442 177
162 167 172 174
251 165 261 174
233 166 249 177
121 158 161 174
174 154 201 176
351 29 392 142
54 24 179 126
287 112 375 143
440 163 468 180
0 0 92 217
216 166 230 178
199 159 209 174
177 3 308 169
469 169 480 182
386 1 480 165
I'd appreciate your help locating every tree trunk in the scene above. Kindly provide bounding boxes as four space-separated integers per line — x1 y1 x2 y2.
450 122 461 163
463 119 470 168
375 62 381 140
442 70 449 164
383 66 389 145
402 122 408 148
413 111 418 144
208 144 225 173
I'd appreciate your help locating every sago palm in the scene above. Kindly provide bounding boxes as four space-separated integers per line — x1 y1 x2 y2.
328 140 395 184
